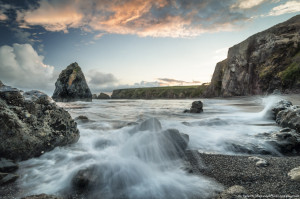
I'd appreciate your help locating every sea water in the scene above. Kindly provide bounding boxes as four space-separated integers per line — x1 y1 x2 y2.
18 95 296 198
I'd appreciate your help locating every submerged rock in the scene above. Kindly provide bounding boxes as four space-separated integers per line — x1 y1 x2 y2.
0 82 80 161
161 129 189 152
72 165 98 191
134 118 162 132
0 172 18 185
0 158 18 173
52 62 92 102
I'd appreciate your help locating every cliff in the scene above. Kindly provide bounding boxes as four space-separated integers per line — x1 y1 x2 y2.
52 62 92 102
207 15 300 97
111 85 207 99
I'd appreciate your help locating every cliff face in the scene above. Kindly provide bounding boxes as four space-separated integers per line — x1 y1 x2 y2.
52 63 92 102
207 15 300 97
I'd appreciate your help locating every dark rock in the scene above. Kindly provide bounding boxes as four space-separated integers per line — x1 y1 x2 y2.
0 158 18 172
21 194 63 199
52 62 92 102
72 165 98 191
0 82 80 161
184 101 203 113
98 92 110 99
206 15 300 97
272 100 293 118
161 129 189 153
276 108 300 133
258 128 300 154
0 172 18 185
75 115 89 123
135 118 162 132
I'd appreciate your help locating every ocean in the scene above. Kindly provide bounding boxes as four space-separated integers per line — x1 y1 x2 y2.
17 95 299 198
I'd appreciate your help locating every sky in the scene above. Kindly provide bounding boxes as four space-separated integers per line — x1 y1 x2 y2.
0 0 299 95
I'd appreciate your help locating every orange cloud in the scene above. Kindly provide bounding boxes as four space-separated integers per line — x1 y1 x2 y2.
16 0 280 37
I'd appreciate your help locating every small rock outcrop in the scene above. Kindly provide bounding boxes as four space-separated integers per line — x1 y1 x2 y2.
98 92 110 99
0 82 80 161
92 94 98 99
184 101 203 113
52 62 92 102
207 15 300 97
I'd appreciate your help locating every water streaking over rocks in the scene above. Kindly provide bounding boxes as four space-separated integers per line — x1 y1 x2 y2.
17 96 299 198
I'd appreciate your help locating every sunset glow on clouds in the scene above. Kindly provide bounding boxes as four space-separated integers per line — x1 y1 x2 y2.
15 0 297 38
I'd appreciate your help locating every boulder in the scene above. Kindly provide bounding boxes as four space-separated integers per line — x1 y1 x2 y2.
133 118 162 132
0 158 18 172
288 166 300 181
98 92 110 99
217 185 247 199
52 62 92 102
21 194 63 199
184 101 203 113
0 82 80 161
0 172 18 185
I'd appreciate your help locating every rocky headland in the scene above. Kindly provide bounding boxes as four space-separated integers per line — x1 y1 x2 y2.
206 14 300 97
52 62 92 102
111 85 207 99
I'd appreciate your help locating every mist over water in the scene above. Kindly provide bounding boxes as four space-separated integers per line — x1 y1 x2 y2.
18 96 290 198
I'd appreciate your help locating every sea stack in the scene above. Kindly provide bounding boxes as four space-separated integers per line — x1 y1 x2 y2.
52 62 92 102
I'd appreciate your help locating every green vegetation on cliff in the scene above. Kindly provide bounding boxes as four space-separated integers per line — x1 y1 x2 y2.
111 85 208 99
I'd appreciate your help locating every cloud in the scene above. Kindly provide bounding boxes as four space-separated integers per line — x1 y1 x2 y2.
17 0 83 33
268 1 300 16
232 0 266 9
0 43 56 93
0 11 7 21
87 70 118 85
158 78 202 86
16 0 275 38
